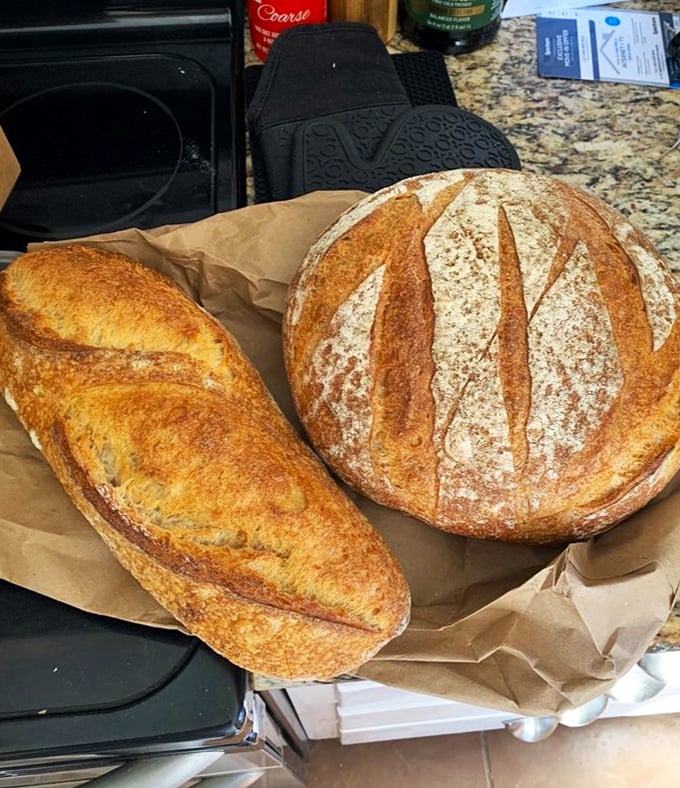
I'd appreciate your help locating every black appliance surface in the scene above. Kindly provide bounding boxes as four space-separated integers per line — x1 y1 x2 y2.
0 581 250 771
0 0 247 251
0 2 251 774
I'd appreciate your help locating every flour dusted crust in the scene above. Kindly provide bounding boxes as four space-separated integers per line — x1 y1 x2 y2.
0 245 410 679
283 169 680 543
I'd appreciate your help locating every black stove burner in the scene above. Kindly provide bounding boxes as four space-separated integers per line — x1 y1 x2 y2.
0 0 246 251
0 582 192 720
0 581 250 769
0 73 189 239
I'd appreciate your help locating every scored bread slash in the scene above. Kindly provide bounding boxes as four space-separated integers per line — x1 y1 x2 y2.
283 168 680 544
0 244 410 681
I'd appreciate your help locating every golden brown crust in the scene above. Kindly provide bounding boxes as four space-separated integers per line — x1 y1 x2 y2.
283 169 680 544
0 244 410 680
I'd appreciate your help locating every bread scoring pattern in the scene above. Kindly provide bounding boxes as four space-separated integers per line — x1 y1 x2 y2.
0 245 410 680
284 169 680 543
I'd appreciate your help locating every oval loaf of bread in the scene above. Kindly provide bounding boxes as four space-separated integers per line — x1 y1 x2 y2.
0 245 410 680
283 169 680 544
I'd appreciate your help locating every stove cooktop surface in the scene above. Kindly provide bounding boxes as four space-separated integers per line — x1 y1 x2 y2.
0 2 250 769
0 56 217 244
0 581 250 769
0 0 246 251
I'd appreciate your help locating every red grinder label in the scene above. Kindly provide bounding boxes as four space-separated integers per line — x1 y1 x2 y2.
248 0 328 60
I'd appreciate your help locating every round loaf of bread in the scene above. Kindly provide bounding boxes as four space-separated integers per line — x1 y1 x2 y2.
283 169 680 544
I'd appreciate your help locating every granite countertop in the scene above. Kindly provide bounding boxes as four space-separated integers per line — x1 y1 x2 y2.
245 4 678 268
244 4 680 648
386 3 679 271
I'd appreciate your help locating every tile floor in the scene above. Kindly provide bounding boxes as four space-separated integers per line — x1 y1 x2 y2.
303 713 680 787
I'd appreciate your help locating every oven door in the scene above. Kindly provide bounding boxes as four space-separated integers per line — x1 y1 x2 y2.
0 580 306 787
0 694 306 787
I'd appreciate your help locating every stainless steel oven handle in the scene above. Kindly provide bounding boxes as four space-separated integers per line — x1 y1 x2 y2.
193 773 265 787
84 691 269 786
85 750 229 787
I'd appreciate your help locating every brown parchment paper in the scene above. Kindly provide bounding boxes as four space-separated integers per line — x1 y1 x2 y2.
2 190 680 718
0 126 20 211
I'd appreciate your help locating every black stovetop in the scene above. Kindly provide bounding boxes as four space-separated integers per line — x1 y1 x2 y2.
0 581 250 770
0 0 247 251
0 1 250 770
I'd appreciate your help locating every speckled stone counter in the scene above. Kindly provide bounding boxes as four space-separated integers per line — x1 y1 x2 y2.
244 3 680 648
246 4 678 269
386 3 679 271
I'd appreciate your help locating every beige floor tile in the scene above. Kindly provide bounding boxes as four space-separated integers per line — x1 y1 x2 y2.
304 732 488 788
485 713 680 788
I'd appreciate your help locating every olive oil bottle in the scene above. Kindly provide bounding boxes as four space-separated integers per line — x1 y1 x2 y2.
400 0 502 55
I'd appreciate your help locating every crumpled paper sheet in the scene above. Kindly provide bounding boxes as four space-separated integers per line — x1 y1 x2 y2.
0 126 20 211
2 190 680 717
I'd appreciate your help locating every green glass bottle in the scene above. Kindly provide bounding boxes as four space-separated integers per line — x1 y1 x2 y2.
400 0 502 55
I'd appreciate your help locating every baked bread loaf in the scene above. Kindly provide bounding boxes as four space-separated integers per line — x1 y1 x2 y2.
0 244 410 680
283 169 680 544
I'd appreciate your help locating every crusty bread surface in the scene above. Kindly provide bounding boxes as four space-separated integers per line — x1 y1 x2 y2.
0 244 410 680
283 169 680 544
